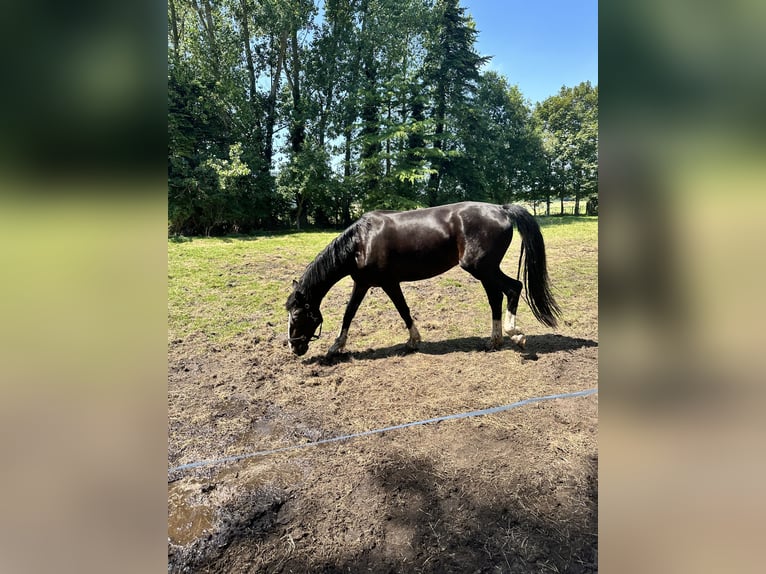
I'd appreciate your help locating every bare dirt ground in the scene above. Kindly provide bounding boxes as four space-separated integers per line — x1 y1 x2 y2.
168 232 598 573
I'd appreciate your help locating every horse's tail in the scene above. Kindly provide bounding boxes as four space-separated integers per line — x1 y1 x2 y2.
502 204 561 328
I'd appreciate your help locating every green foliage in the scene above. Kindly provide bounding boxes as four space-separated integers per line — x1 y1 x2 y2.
167 0 597 233
277 142 335 228
534 82 598 214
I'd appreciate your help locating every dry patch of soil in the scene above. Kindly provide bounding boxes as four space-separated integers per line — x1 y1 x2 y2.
168 329 597 572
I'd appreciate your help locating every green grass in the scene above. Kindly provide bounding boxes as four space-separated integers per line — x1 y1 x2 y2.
168 217 598 344
535 217 598 333
168 231 338 342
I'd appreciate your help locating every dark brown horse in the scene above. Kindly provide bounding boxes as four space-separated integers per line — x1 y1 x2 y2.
286 202 560 356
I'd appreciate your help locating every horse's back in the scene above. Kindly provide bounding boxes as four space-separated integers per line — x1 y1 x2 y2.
354 202 513 283
368 202 508 231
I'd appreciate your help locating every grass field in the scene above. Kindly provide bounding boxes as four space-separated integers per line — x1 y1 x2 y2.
168 216 597 345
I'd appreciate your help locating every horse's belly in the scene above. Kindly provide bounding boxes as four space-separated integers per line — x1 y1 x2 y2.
359 217 460 284
362 248 459 284
397 257 457 281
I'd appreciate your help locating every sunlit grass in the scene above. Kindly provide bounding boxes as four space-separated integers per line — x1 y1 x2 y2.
168 217 597 345
168 232 338 342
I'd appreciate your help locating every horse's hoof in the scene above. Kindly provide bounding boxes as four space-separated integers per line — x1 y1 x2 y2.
510 334 526 349
404 340 420 352
406 324 421 350
485 337 504 351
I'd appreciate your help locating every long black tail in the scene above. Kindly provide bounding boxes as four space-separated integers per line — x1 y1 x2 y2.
503 204 561 328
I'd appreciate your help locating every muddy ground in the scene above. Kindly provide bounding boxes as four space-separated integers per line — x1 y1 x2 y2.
168 237 598 573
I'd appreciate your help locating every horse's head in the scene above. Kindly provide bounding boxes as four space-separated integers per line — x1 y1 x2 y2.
285 281 323 356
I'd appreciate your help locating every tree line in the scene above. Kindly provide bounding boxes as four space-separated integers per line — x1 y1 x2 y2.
168 0 597 235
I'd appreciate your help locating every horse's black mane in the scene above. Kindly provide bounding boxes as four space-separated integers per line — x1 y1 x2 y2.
296 216 370 303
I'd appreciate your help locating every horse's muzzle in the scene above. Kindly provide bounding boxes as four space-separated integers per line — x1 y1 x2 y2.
290 342 309 356
287 322 322 356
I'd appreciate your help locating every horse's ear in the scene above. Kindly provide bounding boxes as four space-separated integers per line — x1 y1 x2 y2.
291 281 305 304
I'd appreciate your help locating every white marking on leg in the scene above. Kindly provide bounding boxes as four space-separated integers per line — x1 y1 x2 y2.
510 333 527 349
406 322 421 350
504 311 521 335
491 319 504 348
328 328 348 355
503 310 526 348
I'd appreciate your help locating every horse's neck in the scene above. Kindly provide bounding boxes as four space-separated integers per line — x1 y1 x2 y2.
301 241 354 305
303 273 343 306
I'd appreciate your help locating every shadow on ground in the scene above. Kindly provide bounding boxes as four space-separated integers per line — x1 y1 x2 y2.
169 450 597 573
305 334 597 365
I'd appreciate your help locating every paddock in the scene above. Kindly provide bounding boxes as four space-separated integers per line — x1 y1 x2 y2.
167 216 598 572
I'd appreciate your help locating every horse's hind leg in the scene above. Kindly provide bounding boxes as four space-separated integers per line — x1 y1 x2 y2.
461 261 505 349
328 281 369 355
479 277 506 349
381 283 421 351
497 272 526 348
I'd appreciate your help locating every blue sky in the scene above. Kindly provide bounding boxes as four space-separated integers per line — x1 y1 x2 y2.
461 1 598 104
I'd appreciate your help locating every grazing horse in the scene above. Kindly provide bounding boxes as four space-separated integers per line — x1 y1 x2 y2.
286 202 560 356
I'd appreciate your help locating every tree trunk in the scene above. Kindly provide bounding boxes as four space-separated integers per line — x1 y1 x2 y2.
287 23 306 230
427 86 446 207
287 26 304 154
318 90 331 148
239 0 256 105
385 99 392 178
202 0 217 57
343 129 352 225
574 182 581 215
360 49 380 197
191 0 220 76
169 0 180 65
295 193 303 230
264 31 287 171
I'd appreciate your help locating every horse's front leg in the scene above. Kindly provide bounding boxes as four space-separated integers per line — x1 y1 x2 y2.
328 281 369 355
381 283 420 351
